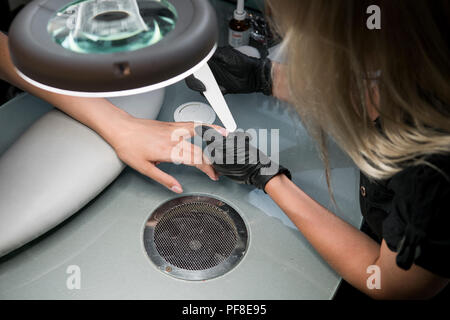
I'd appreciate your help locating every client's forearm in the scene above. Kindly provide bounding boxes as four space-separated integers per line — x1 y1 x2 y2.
0 32 130 145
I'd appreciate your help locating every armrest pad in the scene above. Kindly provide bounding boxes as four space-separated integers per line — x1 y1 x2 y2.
0 89 165 257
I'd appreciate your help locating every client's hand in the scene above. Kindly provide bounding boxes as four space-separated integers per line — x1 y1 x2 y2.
108 117 227 194
195 125 291 192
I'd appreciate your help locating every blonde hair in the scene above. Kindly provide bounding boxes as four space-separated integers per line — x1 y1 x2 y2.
266 0 450 181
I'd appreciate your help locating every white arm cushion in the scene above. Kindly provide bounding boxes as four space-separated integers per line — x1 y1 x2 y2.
0 89 165 257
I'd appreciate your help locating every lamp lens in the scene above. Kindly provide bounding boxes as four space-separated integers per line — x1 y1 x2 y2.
47 0 177 54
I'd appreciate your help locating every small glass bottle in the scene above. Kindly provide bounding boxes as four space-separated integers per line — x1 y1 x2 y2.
228 0 251 48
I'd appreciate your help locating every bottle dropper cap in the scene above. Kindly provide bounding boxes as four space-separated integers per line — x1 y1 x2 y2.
234 0 247 21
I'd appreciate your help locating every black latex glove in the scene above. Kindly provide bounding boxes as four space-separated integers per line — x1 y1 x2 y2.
195 125 291 192
186 46 273 96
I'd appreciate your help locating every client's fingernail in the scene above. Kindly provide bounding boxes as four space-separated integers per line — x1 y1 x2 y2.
171 186 183 194
217 128 229 137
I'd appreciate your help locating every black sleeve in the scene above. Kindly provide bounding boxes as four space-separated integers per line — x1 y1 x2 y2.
382 154 450 278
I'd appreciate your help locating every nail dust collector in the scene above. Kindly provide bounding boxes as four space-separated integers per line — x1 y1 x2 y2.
8 0 237 131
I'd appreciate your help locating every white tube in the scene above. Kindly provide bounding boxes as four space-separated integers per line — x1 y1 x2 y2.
193 64 237 132
237 0 245 14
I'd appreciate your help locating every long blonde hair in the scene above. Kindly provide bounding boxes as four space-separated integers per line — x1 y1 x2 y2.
266 0 450 181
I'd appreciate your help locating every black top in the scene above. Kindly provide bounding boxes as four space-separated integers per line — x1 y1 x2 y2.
359 152 450 278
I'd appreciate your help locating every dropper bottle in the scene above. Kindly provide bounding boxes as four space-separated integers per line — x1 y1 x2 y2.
228 0 251 47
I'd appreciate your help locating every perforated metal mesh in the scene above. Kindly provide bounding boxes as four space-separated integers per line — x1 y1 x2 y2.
153 202 238 271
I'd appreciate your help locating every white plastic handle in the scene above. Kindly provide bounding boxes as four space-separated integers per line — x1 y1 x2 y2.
193 64 237 132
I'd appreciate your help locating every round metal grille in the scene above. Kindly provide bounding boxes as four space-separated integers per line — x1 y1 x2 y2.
143 196 248 281
154 202 238 270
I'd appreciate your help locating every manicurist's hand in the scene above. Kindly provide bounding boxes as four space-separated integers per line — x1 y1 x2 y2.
107 117 228 193
186 46 273 96
195 125 291 191
185 45 293 103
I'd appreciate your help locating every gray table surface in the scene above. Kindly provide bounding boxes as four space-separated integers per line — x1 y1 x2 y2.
0 0 362 299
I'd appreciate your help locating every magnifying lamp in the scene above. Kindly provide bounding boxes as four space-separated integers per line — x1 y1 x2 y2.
8 0 237 131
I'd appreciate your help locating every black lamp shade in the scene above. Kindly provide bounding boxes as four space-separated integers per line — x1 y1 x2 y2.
8 0 218 96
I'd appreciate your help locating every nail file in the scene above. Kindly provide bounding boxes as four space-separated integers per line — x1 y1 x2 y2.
193 64 237 132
